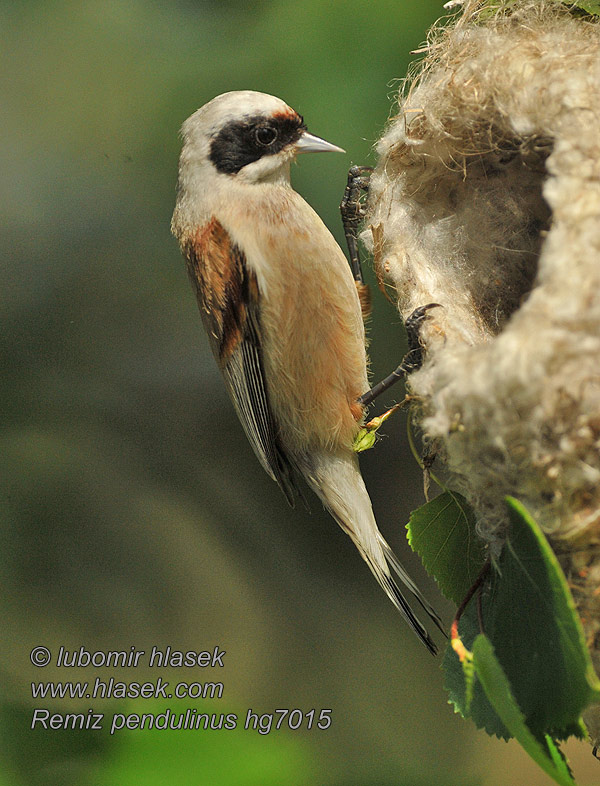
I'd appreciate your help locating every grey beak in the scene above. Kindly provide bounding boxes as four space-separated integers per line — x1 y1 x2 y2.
295 131 345 154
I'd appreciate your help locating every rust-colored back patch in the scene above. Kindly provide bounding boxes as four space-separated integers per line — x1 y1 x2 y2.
184 218 258 363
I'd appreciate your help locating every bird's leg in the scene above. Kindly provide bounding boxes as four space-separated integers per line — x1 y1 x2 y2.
340 165 373 318
358 303 441 408
341 169 440 413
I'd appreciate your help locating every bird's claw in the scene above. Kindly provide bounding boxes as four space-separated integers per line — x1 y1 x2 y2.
401 303 442 374
340 166 374 285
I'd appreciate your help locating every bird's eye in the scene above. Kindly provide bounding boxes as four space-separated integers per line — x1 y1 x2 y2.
255 125 278 146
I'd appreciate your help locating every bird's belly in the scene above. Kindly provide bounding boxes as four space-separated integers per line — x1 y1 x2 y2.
260 261 368 454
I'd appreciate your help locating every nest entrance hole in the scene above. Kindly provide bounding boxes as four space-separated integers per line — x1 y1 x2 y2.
442 132 554 333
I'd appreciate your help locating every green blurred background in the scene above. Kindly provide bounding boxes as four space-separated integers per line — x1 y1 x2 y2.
2 1 597 784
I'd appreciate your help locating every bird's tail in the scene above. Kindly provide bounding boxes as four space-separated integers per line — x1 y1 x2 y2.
301 451 444 655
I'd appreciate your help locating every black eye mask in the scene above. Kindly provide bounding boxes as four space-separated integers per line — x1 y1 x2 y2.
209 112 306 175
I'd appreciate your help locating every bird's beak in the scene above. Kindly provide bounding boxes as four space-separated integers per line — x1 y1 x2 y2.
295 131 345 155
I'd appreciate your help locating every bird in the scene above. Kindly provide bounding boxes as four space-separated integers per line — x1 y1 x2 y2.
171 90 442 653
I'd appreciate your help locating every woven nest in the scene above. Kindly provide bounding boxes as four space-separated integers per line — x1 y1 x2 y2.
363 0 600 744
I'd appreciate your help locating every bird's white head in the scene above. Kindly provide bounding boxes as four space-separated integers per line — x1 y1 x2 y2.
176 90 344 188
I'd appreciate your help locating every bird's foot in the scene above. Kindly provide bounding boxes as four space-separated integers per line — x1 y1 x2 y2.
401 303 442 374
357 303 442 408
340 165 373 284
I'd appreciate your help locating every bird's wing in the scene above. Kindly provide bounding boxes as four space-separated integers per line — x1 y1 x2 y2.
185 217 297 504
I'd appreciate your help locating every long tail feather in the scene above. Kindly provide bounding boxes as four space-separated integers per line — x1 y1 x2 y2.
377 533 447 636
300 451 443 654
366 552 439 655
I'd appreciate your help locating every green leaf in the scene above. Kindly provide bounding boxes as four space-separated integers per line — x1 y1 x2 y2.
407 491 487 605
444 497 600 744
545 735 575 783
444 606 509 739
568 0 600 15
496 498 600 737
462 647 476 713
472 635 576 786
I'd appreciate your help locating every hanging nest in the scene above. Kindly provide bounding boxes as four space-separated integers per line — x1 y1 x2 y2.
363 0 600 745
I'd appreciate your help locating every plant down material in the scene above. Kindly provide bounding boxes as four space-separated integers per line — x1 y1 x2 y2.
363 0 600 747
